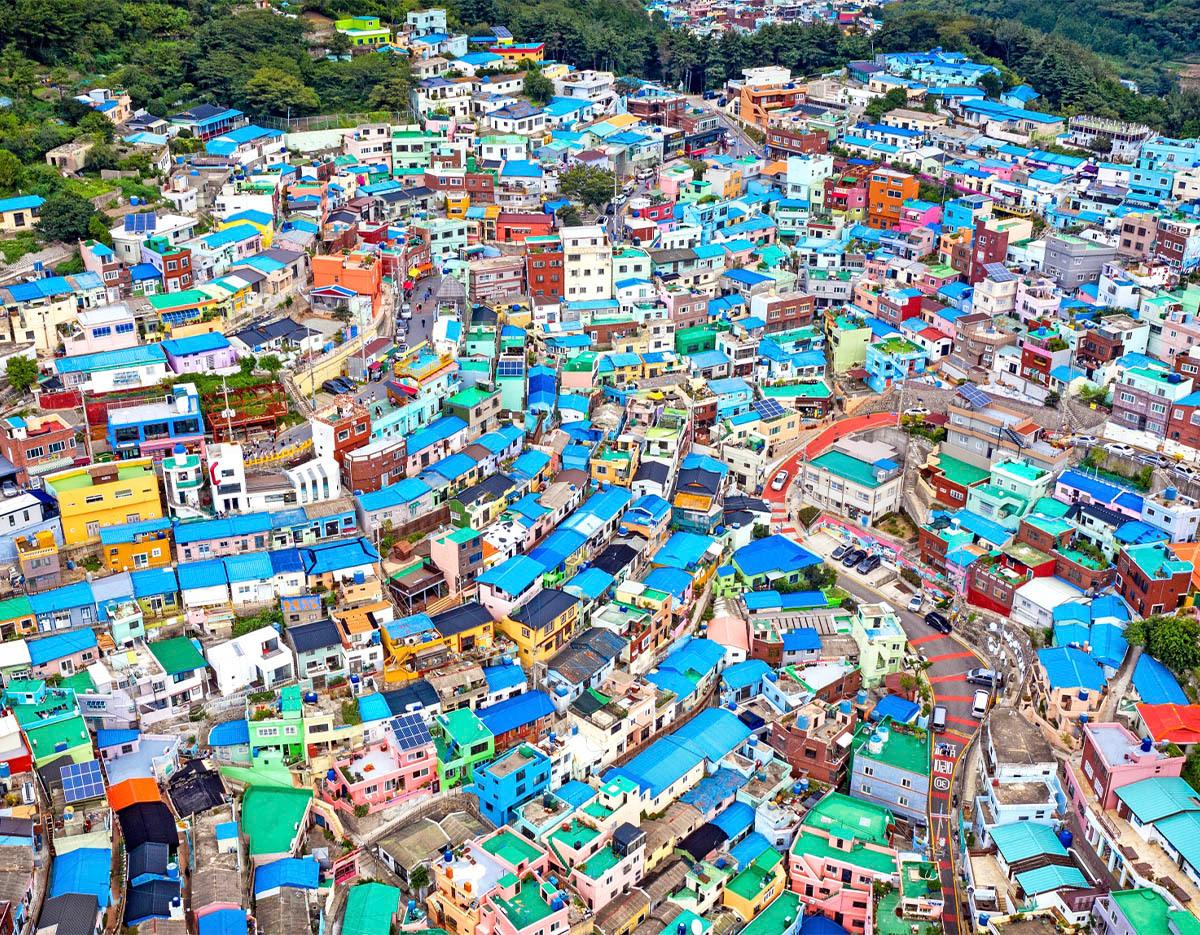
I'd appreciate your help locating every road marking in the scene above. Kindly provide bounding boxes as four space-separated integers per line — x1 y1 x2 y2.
935 694 976 703
928 673 968 684
947 714 980 728
926 650 976 663
946 728 976 743
910 633 951 646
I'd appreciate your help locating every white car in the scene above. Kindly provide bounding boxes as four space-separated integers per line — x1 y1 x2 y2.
1104 442 1134 455
770 470 789 492
903 406 931 418
907 593 923 613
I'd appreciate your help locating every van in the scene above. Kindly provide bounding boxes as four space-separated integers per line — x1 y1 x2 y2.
971 689 990 719
931 705 947 733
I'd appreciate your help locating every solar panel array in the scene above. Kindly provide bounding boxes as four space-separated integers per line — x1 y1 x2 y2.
753 398 786 420
957 384 990 409
123 213 157 234
390 713 433 751
497 359 524 378
62 760 105 804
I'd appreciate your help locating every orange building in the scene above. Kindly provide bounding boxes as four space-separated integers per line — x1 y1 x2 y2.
867 168 920 230
739 81 805 129
311 251 384 313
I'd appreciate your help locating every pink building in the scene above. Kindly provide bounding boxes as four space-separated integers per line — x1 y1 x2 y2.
788 793 898 935
897 201 942 234
320 713 437 814
569 824 646 912
1157 305 1200 362
63 304 140 356
479 874 569 935
1069 721 1184 812
660 288 708 330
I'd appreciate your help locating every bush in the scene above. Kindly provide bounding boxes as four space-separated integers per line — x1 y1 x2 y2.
353 804 370 818
797 506 820 527
900 567 922 588
341 701 363 726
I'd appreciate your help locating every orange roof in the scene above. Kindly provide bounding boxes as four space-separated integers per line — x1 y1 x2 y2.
1168 541 1200 593
1137 702 1200 745
107 776 161 811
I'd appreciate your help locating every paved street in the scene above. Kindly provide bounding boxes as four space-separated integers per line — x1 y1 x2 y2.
767 478 983 935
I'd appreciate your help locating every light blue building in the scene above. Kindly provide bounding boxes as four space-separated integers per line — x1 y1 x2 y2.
469 743 552 826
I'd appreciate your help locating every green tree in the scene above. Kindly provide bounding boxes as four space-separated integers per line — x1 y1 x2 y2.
36 192 96 243
684 158 707 180
522 66 553 105
367 64 413 113
1126 614 1200 676
5 356 38 394
77 112 115 143
408 863 431 892
558 164 615 208
259 354 283 375
241 66 319 118
85 142 119 172
864 86 908 120
556 203 582 227
0 150 22 193
239 355 258 376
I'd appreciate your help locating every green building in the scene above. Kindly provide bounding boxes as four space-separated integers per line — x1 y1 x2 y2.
433 707 494 788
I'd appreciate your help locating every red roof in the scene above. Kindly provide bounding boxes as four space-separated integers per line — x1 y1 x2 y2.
1137 702 1200 744
918 327 948 341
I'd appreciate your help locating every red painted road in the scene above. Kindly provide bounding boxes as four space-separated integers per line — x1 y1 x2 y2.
763 411 899 503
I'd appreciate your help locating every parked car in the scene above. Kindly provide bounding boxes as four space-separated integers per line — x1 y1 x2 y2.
924 611 951 634
856 554 882 575
972 689 991 718
931 705 948 732
321 379 342 395
907 593 923 613
842 548 867 568
1074 434 1098 446
903 406 931 418
770 470 789 492
832 544 849 561
1 482 18 498
1104 442 1135 455
965 667 1000 687
395 343 409 353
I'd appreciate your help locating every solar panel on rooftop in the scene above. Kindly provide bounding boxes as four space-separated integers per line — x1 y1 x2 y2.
957 384 990 409
390 713 432 751
753 398 786 420
62 760 105 804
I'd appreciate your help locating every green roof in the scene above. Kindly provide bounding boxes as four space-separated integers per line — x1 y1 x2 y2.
342 882 401 935
1015 863 1087 895
494 879 555 929
725 847 782 900
762 382 831 399
801 792 893 845
482 829 542 868
994 459 1047 482
447 386 497 408
989 821 1066 865
148 288 211 310
1031 496 1071 518
934 454 989 487
59 670 94 695
811 450 888 489
241 786 313 856
1109 889 1171 932
25 715 91 760
438 707 491 747
148 637 207 676
1126 542 1193 581
579 845 621 879
740 892 801 935
853 723 929 775
0 595 33 622
790 829 897 874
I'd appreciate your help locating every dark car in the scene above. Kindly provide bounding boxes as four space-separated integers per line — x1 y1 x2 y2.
831 545 849 561
842 548 867 568
856 554 882 575
321 379 341 395
966 667 1000 687
924 611 951 634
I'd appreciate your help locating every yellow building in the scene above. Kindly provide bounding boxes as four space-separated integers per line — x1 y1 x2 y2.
444 192 470 218
379 605 494 681
498 589 579 666
100 517 173 572
218 212 274 248
45 459 164 547
722 848 787 922
590 439 640 488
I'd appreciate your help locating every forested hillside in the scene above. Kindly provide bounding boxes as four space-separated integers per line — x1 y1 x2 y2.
914 0 1200 95
0 0 1199 174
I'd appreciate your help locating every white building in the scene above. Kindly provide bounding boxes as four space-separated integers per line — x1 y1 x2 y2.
561 225 613 301
204 625 296 696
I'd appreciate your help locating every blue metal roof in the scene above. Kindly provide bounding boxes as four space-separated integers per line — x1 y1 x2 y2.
476 690 555 736
27 628 97 665
1037 646 1105 691
207 720 249 747
1134 654 1188 706
253 857 320 895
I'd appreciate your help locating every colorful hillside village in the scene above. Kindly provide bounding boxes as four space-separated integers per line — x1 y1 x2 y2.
4 9 1200 935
